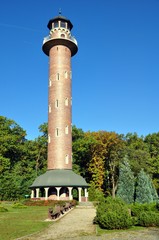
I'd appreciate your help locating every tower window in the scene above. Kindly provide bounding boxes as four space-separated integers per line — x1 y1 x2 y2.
55 99 59 108
56 73 60 80
55 128 59 137
61 34 65 38
49 79 52 87
61 21 66 28
49 104 51 113
64 71 68 79
65 154 69 164
48 134 51 143
54 21 59 28
65 125 69 134
70 71 72 79
65 98 68 106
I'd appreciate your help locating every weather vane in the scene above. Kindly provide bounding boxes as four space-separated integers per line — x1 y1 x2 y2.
59 8 62 16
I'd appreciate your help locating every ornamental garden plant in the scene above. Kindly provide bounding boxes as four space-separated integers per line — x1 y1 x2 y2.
95 197 159 230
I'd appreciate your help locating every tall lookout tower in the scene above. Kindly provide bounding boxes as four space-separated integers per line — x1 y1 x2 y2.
30 14 88 202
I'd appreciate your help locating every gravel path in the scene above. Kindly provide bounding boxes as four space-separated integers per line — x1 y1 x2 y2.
20 206 159 240
22 207 96 240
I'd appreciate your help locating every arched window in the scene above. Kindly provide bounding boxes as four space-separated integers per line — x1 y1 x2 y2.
70 71 72 79
65 125 69 134
65 154 69 164
64 71 68 79
65 98 68 106
48 134 51 143
49 104 51 113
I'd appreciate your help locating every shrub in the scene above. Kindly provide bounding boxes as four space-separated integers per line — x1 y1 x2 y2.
0 206 8 212
138 211 159 227
12 202 27 209
88 183 104 202
131 203 157 217
96 197 133 229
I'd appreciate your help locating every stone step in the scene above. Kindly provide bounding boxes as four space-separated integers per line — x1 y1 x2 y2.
76 201 95 208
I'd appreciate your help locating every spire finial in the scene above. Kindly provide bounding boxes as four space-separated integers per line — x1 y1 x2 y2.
59 8 62 16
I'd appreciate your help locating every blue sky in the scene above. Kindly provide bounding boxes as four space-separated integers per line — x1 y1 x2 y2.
0 0 159 140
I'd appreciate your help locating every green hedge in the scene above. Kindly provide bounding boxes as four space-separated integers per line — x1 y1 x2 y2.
96 197 133 229
138 211 159 227
131 202 157 217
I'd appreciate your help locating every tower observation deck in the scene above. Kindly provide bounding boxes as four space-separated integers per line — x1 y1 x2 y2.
42 15 78 56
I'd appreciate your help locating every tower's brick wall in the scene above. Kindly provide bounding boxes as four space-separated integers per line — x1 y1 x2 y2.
48 45 72 169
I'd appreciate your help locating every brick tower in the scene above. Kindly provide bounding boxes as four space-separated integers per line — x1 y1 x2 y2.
42 15 77 170
30 14 88 202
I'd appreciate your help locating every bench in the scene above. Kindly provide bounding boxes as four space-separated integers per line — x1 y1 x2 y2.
48 202 75 220
48 205 61 219
64 202 71 211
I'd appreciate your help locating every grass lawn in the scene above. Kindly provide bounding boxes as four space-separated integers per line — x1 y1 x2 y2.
0 203 52 240
96 225 146 236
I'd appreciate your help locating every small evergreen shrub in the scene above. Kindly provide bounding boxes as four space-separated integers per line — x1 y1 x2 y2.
0 206 8 212
96 197 133 229
12 203 27 209
131 203 157 217
138 211 159 227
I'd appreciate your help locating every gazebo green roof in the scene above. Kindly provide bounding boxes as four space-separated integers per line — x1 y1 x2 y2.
30 169 89 188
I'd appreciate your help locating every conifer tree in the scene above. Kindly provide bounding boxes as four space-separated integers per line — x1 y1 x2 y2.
148 176 158 202
116 158 135 204
135 169 158 203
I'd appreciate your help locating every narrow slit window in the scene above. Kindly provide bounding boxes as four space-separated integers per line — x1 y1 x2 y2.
70 71 72 79
56 73 60 80
48 134 51 143
49 104 51 113
65 98 68 106
49 79 52 87
65 154 69 164
55 128 59 137
55 99 59 108
65 125 69 134
64 71 68 79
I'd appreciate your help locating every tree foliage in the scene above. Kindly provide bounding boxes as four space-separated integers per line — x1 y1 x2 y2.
0 116 159 201
116 157 135 204
0 117 47 200
135 169 158 204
